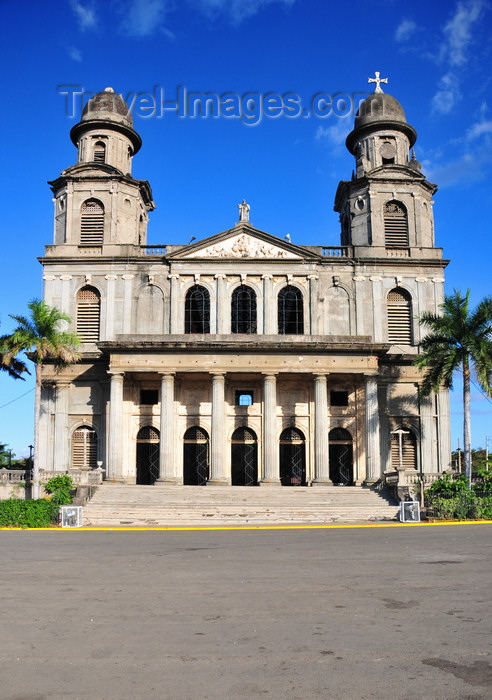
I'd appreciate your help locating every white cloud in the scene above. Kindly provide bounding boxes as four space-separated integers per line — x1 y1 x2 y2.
69 47 82 62
117 0 294 37
394 18 417 43
315 118 351 148
189 0 295 25
431 72 461 114
467 119 492 139
119 0 169 37
431 1 486 114
70 0 97 31
441 0 484 66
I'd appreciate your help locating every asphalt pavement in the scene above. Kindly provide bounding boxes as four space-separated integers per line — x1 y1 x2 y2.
0 523 491 700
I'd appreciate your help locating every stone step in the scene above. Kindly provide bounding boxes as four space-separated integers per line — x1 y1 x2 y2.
83 483 399 526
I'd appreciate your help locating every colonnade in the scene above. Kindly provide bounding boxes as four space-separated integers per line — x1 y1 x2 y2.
106 371 381 485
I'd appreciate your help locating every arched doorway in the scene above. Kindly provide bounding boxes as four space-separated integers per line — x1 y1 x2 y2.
231 427 258 486
279 427 306 486
329 428 353 485
72 426 98 469
183 426 210 485
136 426 160 485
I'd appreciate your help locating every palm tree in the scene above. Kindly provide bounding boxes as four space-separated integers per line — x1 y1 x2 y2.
2 300 80 498
0 323 28 380
414 289 492 487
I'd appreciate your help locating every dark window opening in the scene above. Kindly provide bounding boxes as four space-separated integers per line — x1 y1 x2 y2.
278 285 304 334
185 285 210 334
236 391 254 406
232 285 257 334
330 390 349 406
140 390 158 405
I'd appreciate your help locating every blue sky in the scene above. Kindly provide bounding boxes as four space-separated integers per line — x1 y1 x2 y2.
1 0 491 458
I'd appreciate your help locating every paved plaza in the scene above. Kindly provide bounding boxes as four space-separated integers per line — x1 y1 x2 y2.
0 523 491 699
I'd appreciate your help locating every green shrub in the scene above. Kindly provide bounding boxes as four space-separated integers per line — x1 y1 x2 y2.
0 499 58 527
43 474 74 505
426 473 468 496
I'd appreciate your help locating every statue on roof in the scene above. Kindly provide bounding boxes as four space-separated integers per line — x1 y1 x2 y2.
238 199 250 223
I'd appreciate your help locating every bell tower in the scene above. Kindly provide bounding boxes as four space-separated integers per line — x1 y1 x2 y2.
334 74 438 259
49 87 154 250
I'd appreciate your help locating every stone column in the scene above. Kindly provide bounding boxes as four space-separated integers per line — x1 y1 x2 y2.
312 374 331 485
261 374 280 485
262 275 275 334
209 373 229 484
108 372 124 481
353 276 366 335
122 274 134 334
169 274 180 333
105 274 118 339
215 274 227 334
157 373 177 483
365 376 380 484
60 275 72 318
308 275 319 335
54 382 70 472
370 276 383 342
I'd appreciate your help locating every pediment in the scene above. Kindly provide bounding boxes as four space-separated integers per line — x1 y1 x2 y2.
168 224 317 260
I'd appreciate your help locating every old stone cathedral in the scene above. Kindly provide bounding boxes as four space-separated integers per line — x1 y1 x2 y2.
38 78 450 490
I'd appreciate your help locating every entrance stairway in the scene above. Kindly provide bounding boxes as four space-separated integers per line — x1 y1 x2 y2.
82 484 399 527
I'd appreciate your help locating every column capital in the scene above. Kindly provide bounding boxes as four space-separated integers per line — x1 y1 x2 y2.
214 273 226 279
60 275 72 281
262 372 278 379
307 274 319 280
261 274 273 280
122 274 135 280
211 372 226 381
108 371 124 379
105 274 118 281
168 273 180 280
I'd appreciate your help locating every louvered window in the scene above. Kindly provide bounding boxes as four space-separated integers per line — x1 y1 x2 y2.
231 285 257 334
93 141 106 163
76 286 100 342
384 201 408 248
185 285 210 333
80 199 104 245
391 429 417 470
278 285 304 334
72 426 98 469
387 289 412 344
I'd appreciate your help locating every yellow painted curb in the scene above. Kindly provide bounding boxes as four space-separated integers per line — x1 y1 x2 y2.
1 520 491 532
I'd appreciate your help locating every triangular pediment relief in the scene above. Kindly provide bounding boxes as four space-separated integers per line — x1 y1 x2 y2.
169 224 316 260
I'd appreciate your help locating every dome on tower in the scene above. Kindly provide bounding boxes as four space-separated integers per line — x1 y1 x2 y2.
70 87 141 154
354 92 407 130
346 89 416 155
81 87 134 129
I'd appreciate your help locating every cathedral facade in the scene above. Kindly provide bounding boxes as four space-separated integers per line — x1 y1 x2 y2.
38 85 450 488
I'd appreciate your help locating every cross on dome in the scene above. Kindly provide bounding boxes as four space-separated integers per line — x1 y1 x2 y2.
368 71 388 94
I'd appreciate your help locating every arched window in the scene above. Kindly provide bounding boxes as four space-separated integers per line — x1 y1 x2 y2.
93 141 106 163
391 427 417 470
387 288 412 344
72 426 98 469
384 201 408 248
76 286 101 342
278 285 304 334
185 285 210 334
231 285 257 334
80 199 104 245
